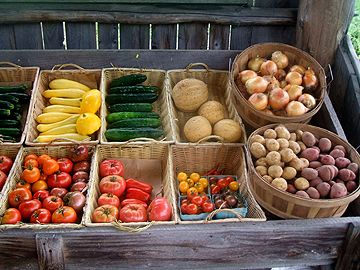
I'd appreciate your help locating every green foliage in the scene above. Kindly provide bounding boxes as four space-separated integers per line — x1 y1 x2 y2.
349 0 360 56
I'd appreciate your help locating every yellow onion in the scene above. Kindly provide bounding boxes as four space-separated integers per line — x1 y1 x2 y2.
262 109 275 115
298 94 316 110
248 93 268 110
238 70 257 84
274 69 287 81
289 65 306 75
247 56 266 72
285 71 302 86
279 80 288 88
284 85 304 101
260 60 278 76
269 88 289 110
303 68 318 91
271 51 289 69
263 75 280 92
245 76 269 94
286 101 308 116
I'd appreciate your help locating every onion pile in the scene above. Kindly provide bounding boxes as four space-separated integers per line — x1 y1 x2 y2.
236 51 318 117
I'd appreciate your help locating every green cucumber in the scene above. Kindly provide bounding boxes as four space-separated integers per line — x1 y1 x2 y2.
106 112 160 123
106 93 158 105
108 118 161 129
12 103 21 112
0 120 21 128
8 93 30 102
108 85 158 95
105 128 164 142
0 128 21 137
0 109 11 116
0 135 17 142
110 74 147 88
0 94 19 104
109 103 153 113
0 100 14 110
0 84 27 93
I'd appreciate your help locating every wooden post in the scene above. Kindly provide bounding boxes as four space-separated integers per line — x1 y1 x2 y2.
36 234 65 270
296 0 355 68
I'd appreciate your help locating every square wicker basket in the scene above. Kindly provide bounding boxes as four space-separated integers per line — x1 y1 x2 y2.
0 62 39 146
0 145 21 199
84 144 178 229
171 144 266 224
25 64 102 146
100 68 175 144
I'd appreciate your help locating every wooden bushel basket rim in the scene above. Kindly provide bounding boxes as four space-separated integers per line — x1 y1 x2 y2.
246 123 360 217
230 43 326 124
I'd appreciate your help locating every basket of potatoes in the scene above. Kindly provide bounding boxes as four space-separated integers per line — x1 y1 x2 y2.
246 123 360 219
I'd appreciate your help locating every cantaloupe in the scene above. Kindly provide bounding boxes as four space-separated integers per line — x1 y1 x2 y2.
183 116 212 142
198 101 226 125
213 119 242 143
172 78 208 112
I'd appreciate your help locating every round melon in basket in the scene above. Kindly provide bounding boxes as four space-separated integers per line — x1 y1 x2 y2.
231 43 326 128
246 123 360 219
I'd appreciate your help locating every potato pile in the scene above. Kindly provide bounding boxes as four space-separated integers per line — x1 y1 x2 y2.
249 125 359 199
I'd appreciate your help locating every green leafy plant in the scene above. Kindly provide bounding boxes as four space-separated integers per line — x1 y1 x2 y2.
349 0 360 56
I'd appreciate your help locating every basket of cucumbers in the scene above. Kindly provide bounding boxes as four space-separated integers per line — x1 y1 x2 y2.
0 62 39 145
100 68 175 144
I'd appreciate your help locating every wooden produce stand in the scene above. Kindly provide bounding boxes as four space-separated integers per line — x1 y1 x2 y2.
0 1 360 269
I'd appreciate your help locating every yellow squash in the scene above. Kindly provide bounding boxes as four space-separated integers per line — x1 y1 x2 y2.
80 89 101 113
43 89 86 99
43 105 81 114
36 112 74 124
76 113 101 135
37 114 80 132
34 133 90 143
49 79 91 92
40 124 77 135
49 97 81 107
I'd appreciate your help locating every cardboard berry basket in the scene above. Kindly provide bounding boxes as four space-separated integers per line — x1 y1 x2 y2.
0 144 96 229
99 67 175 144
167 63 246 145
25 64 102 146
84 144 178 229
171 144 266 224
0 62 40 146
0 145 22 199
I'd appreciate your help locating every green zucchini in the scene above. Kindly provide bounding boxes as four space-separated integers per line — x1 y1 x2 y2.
10 112 22 121
0 84 27 93
0 120 21 128
108 118 161 129
0 94 19 104
0 128 21 137
105 128 164 142
106 93 158 105
106 112 160 123
0 109 11 116
0 135 17 142
109 103 153 113
8 93 30 102
0 100 14 110
110 74 147 88
108 85 158 95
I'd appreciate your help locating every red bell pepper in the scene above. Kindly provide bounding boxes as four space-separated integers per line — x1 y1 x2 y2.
125 178 153 194
121 198 148 209
126 187 151 203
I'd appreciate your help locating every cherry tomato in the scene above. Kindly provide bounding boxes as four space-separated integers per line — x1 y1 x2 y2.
200 194 210 203
194 182 204 193
43 196 63 213
229 181 239 191
186 178 194 188
33 190 50 202
202 201 215 212
8 187 32 208
178 181 189 193
226 176 235 183
199 178 209 188
24 154 38 163
97 193 120 208
22 166 40 184
186 203 198 215
1 208 22 224
180 203 188 214
43 159 59 175
180 198 188 205
15 179 31 190
52 206 77 223
31 180 48 193
186 187 198 200
57 158 73 173
24 159 38 168
30 208 51 224
209 177 217 185
217 178 229 189
0 156 13 174
191 195 204 207
92 204 119 223
37 154 51 167
47 171 72 189
99 159 124 178
18 199 42 220
211 185 221 194
0 170 7 191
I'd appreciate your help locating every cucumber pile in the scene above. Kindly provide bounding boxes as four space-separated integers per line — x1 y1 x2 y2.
105 74 164 142
0 84 30 142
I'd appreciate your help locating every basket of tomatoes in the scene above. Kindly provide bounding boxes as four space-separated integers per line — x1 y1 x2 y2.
0 146 19 197
0 144 94 228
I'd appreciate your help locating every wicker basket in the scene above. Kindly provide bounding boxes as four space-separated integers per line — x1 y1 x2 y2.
100 68 175 144
230 43 326 128
0 145 21 199
167 63 246 144
0 62 39 146
84 144 178 228
171 144 266 224
25 64 102 146
0 144 96 229
247 123 360 219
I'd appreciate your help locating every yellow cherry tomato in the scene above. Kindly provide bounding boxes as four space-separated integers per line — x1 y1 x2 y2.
177 172 188 182
179 181 189 193
186 178 194 188
187 187 198 199
194 182 204 193
190 172 200 182
199 177 208 188
229 181 239 191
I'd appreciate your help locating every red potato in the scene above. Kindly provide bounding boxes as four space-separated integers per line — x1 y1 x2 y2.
329 149 345 159
330 183 347 199
318 138 332 153
334 145 346 154
295 190 310 198
335 157 351 169
346 181 358 193
306 187 320 199
310 177 323 187
316 182 331 197
300 148 320 162
335 179 345 185
338 169 356 182
301 132 317 147
301 168 318 181
309 161 322 169
319 155 335 166
329 180 336 186
347 163 359 174
286 184 297 194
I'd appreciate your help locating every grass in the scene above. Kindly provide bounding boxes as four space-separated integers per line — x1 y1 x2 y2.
349 0 360 56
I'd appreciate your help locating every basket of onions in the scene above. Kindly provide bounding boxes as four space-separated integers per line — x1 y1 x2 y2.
230 43 326 128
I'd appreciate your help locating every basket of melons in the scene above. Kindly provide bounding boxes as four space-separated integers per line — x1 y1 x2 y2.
231 43 326 128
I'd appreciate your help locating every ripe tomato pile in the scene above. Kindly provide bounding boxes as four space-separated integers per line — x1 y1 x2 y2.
0 155 13 191
1 145 91 225
92 159 172 223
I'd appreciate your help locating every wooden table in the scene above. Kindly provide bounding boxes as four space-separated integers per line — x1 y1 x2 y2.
0 50 359 270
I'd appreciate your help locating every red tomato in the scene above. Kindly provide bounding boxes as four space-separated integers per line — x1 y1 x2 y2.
70 182 87 192
8 187 32 208
217 178 229 189
47 171 72 189
97 193 120 208
225 176 235 183
31 180 48 193
50 188 68 199
43 196 63 213
18 199 42 220
57 158 73 173
24 154 38 163
52 206 77 223
37 154 51 167
72 171 89 182
211 185 221 194
0 170 7 191
200 194 210 203
73 161 90 172
191 195 204 207
24 159 38 168
22 166 41 184
99 175 126 197
99 159 124 178
43 159 59 176
119 204 147 223
15 179 31 190
180 203 188 214
33 190 50 202
121 198 147 209
202 201 215 212
1 208 22 224
30 208 51 224
148 197 172 221
186 203 198 215
0 156 13 174
69 145 89 162
92 204 119 223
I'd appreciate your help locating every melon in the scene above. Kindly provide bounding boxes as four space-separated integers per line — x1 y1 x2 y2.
183 116 212 142
198 101 226 125
213 119 242 143
172 78 208 112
